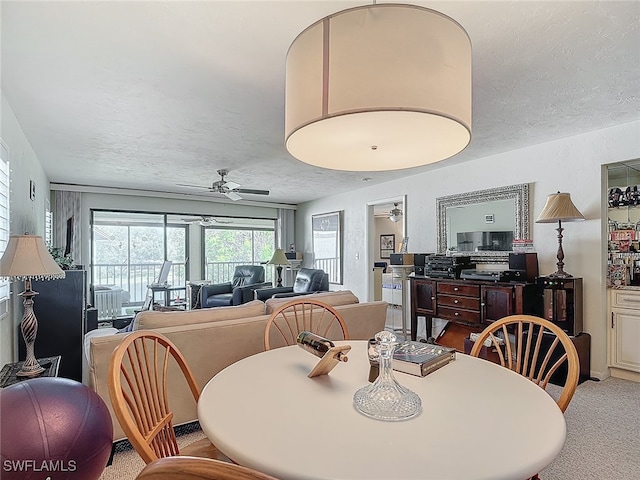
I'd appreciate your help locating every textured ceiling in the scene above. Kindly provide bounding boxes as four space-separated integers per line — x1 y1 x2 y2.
2 1 639 206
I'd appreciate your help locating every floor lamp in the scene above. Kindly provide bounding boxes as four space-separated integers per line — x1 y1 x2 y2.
0 235 65 377
268 249 291 287
536 192 585 278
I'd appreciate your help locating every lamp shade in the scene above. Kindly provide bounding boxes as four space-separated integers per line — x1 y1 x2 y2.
0 235 65 280
268 249 291 266
536 193 585 223
285 4 471 171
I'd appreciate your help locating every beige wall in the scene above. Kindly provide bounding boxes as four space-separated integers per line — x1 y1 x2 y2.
296 120 640 381
374 216 403 263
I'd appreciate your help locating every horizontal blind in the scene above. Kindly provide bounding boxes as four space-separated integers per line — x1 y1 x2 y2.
0 141 9 316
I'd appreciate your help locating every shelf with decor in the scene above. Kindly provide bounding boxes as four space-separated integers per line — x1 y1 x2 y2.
606 160 640 382
607 162 640 286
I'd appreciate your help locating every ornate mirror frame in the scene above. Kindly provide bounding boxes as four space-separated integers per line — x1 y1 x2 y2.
436 183 530 258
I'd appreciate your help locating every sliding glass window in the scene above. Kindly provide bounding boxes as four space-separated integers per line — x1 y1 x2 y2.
203 219 276 284
91 211 187 317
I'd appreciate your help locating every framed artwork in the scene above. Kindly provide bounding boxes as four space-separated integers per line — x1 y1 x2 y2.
312 211 343 284
380 234 395 259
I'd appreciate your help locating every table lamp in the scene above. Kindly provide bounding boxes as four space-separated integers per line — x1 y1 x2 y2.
535 192 585 278
268 248 290 287
0 234 65 377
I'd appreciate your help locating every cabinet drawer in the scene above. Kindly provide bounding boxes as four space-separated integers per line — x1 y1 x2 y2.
611 290 640 310
437 306 481 324
437 283 480 297
437 294 480 311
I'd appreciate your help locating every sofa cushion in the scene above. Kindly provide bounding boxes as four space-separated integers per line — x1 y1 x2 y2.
133 300 266 330
264 290 359 314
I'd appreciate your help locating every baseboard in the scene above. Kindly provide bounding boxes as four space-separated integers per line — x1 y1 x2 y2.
609 367 640 382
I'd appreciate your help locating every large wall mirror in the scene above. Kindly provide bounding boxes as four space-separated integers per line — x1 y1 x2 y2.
436 184 530 257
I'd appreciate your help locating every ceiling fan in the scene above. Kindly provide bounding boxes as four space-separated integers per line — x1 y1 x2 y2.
177 169 269 201
180 215 234 226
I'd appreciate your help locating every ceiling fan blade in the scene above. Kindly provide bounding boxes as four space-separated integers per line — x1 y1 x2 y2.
223 181 241 191
234 188 270 195
225 191 242 201
176 183 211 190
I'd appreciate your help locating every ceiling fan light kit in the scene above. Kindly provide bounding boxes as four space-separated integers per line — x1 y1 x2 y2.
285 3 472 171
389 203 403 222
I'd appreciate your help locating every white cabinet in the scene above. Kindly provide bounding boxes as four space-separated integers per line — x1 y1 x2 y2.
608 289 640 380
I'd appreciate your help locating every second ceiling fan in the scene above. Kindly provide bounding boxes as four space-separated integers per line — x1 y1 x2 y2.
178 169 269 201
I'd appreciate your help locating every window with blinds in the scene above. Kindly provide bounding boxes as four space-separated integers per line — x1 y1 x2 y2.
0 142 9 316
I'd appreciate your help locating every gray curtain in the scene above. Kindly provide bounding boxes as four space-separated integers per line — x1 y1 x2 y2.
52 190 81 264
277 208 295 251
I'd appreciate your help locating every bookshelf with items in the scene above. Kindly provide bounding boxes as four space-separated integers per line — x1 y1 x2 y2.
607 161 640 287
606 159 640 382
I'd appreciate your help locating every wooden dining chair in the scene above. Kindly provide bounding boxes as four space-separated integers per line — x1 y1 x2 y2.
136 456 279 480
264 299 349 350
108 330 230 464
469 314 580 413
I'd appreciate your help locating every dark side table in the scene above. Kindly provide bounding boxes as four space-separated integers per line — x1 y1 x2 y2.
0 356 61 388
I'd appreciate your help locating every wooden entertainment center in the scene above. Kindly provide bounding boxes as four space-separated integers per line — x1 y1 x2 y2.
410 275 592 383
409 276 536 342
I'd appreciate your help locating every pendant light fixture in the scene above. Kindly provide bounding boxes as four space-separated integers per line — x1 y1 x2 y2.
389 203 403 222
285 3 472 171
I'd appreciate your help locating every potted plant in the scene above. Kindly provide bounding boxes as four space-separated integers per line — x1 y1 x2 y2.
48 246 75 270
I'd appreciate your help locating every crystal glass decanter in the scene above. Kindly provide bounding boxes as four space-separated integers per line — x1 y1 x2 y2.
353 331 421 421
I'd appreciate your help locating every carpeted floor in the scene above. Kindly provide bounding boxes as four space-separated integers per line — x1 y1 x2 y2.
541 376 640 479
99 422 207 480
99 377 639 480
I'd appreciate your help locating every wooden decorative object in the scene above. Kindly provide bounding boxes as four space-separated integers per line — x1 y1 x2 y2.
307 345 351 378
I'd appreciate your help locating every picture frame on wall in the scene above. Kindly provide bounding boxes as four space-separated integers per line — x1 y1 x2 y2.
380 234 395 259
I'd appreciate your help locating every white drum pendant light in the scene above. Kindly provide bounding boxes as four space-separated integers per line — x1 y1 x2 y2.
285 4 472 171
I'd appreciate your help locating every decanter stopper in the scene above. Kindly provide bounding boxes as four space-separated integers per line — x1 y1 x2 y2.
353 331 421 421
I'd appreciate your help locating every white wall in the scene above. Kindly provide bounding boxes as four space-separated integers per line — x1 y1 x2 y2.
296 120 640 381
1 94 50 365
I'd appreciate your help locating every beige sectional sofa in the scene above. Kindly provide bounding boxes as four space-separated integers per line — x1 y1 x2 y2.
84 290 387 442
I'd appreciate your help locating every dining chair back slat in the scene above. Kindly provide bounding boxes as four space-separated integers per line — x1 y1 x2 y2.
264 299 350 350
109 330 228 464
469 315 580 413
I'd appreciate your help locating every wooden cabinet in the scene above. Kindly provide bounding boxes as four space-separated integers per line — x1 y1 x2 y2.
608 289 640 380
410 278 436 338
482 285 516 323
409 277 534 341
436 281 481 325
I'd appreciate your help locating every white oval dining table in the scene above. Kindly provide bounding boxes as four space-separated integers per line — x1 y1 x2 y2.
198 341 566 480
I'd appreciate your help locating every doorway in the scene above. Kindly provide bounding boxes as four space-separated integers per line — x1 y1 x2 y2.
366 196 407 336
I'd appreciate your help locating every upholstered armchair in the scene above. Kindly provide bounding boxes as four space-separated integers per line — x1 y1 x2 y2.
254 268 329 301
200 265 271 308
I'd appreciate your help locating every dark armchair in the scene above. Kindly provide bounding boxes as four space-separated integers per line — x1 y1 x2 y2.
200 265 271 308
254 268 329 301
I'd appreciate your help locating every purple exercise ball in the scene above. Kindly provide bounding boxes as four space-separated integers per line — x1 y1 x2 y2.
0 377 113 480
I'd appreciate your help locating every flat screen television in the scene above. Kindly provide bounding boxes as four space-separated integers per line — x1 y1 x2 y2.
457 231 514 252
